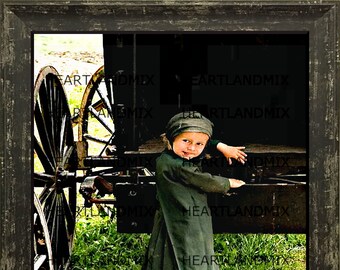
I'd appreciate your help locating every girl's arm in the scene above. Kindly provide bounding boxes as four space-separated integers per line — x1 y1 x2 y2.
216 142 247 165
177 162 245 194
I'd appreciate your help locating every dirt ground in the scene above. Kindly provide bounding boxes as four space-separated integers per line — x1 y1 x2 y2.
33 34 104 93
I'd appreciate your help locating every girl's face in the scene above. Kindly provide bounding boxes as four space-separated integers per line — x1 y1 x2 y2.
172 132 209 160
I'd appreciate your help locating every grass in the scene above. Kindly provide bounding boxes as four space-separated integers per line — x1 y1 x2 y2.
214 234 305 270
71 216 149 270
70 208 306 270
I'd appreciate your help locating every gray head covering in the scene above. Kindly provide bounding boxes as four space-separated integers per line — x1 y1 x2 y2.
165 111 214 140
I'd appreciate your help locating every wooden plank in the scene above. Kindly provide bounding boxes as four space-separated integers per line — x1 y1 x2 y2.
115 182 306 234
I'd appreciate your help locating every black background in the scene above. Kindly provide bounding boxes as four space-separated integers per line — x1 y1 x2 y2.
104 33 308 149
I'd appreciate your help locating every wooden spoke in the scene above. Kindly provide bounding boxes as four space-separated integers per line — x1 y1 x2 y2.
34 136 54 175
88 105 114 134
83 133 114 144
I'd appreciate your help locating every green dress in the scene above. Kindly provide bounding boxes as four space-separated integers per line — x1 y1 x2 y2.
142 147 230 270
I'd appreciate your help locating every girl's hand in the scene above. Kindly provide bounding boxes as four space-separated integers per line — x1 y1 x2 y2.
229 179 246 188
216 143 247 165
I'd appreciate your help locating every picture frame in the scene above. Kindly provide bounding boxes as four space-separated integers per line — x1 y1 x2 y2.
0 1 339 269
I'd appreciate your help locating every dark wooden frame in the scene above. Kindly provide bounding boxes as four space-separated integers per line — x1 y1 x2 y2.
0 1 339 269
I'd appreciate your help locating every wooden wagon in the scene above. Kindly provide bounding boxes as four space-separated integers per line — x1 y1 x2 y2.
33 33 307 269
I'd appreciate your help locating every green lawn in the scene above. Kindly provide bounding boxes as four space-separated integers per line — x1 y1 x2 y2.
70 214 305 270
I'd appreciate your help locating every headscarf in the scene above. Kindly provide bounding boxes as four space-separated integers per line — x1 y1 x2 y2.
165 111 213 140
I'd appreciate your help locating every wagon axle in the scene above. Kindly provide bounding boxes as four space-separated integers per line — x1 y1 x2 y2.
55 170 76 192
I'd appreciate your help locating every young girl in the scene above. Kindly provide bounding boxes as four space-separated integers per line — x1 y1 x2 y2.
142 111 246 270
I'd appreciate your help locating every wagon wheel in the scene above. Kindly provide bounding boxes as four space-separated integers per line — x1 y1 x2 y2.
34 66 77 270
78 65 115 159
77 66 125 219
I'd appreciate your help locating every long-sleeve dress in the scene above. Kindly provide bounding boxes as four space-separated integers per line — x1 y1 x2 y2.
142 147 230 270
